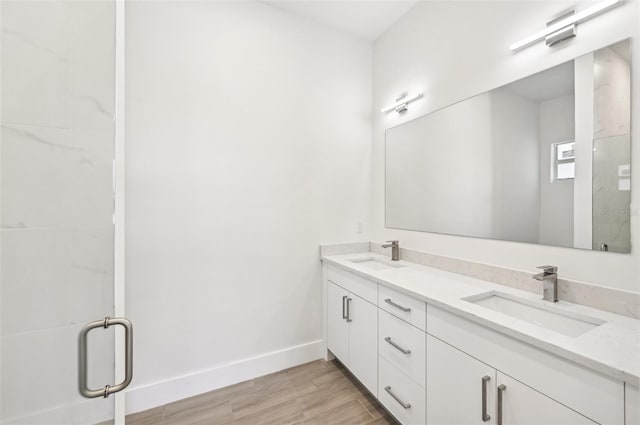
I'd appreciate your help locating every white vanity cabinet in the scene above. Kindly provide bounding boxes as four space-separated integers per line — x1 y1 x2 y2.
426 304 625 425
326 279 378 396
324 260 632 425
427 334 596 425
326 264 427 424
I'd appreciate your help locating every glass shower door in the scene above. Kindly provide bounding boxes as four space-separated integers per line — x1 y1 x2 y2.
1 1 121 423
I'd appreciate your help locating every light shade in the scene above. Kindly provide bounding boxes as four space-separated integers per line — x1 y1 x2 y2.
510 0 621 51
381 93 424 114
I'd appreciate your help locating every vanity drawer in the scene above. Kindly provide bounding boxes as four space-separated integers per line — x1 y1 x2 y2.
426 304 624 425
379 285 426 331
378 356 426 425
379 309 426 388
327 265 377 304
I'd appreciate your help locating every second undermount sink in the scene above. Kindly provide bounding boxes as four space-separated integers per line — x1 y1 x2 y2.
349 257 406 271
463 291 606 338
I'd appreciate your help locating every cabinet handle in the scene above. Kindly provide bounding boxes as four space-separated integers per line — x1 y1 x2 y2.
497 384 506 425
346 297 352 322
384 385 411 409
384 336 411 355
342 295 348 319
481 375 491 422
384 298 411 312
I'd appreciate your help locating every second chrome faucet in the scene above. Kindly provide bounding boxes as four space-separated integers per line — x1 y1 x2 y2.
533 265 558 302
382 240 400 261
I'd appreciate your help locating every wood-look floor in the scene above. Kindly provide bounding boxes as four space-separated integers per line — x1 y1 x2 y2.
126 360 399 425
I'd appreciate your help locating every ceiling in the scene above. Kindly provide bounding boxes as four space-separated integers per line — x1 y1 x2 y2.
262 1 420 41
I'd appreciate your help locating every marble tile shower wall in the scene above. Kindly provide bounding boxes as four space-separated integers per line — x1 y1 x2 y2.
1 2 115 422
592 44 632 253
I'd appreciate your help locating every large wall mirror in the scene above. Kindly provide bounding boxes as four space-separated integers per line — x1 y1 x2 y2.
386 39 631 253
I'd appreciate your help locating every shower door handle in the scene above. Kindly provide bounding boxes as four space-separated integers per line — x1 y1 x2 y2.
78 317 133 398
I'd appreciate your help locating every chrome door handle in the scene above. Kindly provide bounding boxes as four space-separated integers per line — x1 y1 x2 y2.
79 317 133 398
384 337 411 354
384 386 411 409
481 375 491 422
346 297 353 322
497 384 506 425
384 298 411 312
342 295 348 319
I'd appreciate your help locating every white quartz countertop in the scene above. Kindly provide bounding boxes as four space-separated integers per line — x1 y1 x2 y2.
322 252 640 386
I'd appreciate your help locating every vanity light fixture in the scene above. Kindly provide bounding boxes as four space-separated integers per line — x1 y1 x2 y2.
381 92 423 114
510 0 621 52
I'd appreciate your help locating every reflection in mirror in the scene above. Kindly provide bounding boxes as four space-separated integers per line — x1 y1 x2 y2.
385 39 631 253
592 41 631 253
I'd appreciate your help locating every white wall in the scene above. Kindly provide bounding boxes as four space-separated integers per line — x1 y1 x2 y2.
373 0 640 293
125 1 371 412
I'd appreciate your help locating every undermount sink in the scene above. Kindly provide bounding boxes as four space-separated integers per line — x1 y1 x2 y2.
463 291 606 338
349 257 406 271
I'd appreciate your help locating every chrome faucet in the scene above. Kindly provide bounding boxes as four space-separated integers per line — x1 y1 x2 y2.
533 265 558 302
382 240 400 261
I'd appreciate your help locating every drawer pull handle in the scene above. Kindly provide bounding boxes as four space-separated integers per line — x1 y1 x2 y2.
497 384 506 425
346 297 352 322
384 337 411 355
481 375 491 422
342 295 348 320
384 386 411 409
384 298 411 312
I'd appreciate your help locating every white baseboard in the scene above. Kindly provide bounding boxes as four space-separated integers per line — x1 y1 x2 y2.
125 339 324 415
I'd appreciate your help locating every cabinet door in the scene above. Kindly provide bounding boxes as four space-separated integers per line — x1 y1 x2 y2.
427 334 496 425
327 281 349 363
497 373 597 425
348 294 378 396
626 384 639 425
